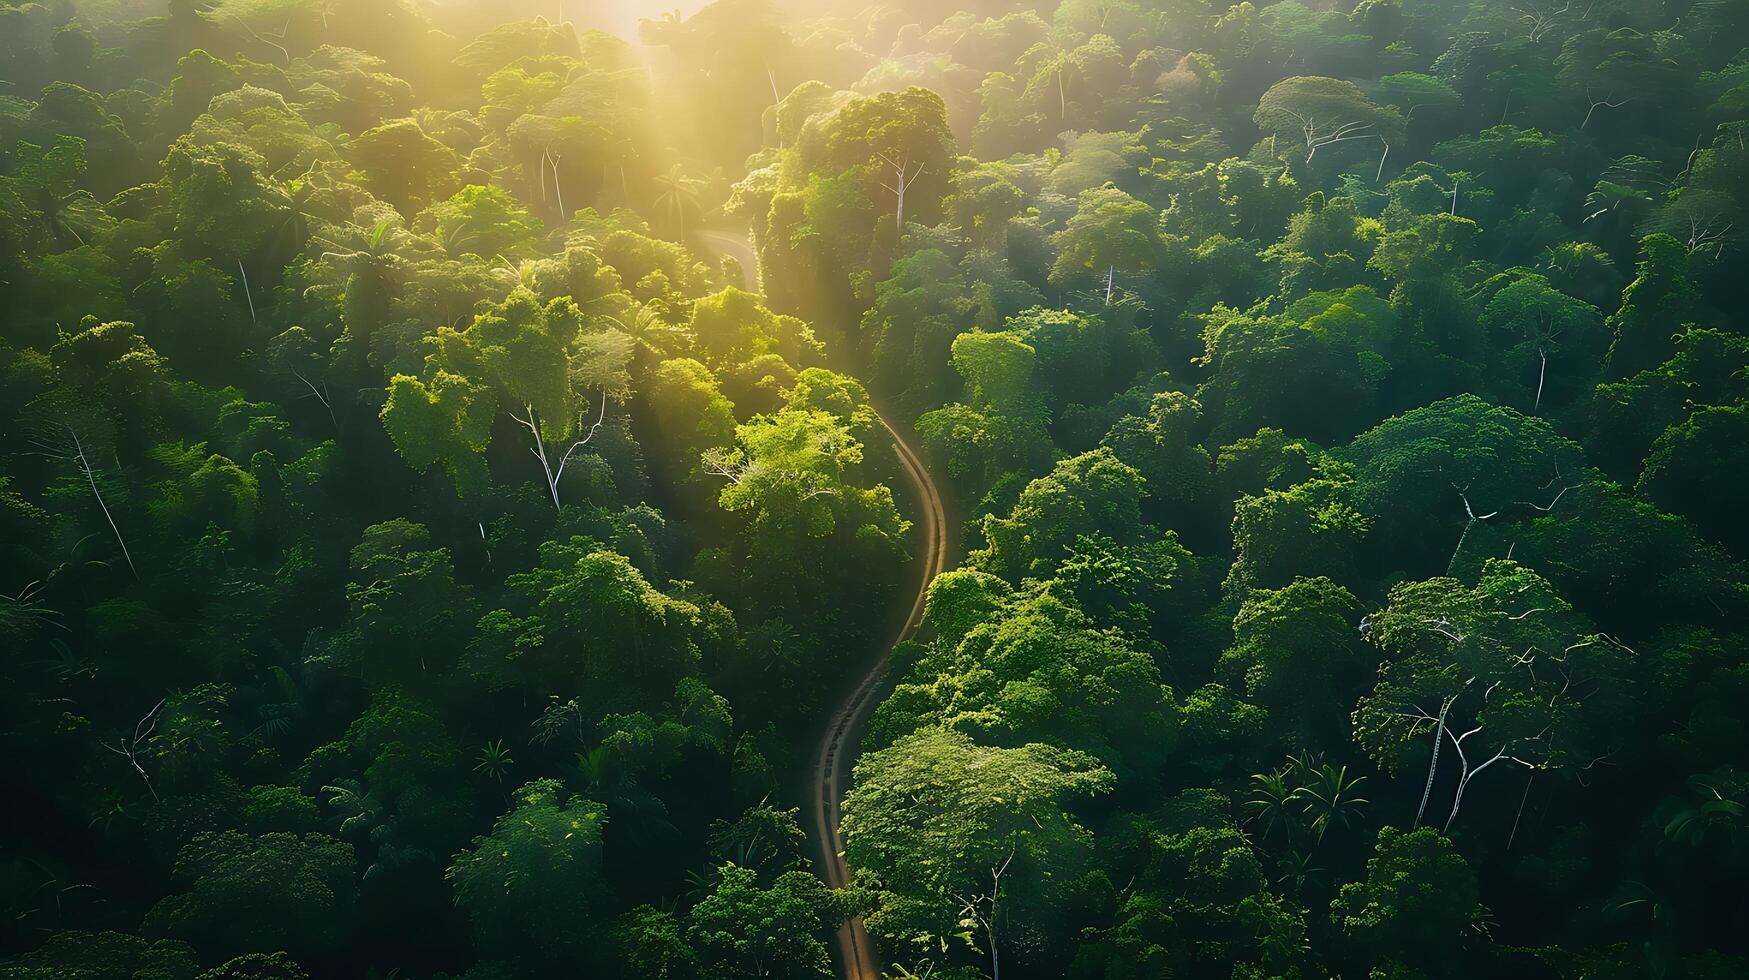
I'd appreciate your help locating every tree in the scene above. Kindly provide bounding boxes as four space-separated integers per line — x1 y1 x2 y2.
1049 185 1167 294
915 401 1055 504
402 288 634 508
1264 192 1374 301
1009 306 1157 412
196 952 310 980
1196 287 1397 444
0 930 199 980
304 217 419 347
1590 328 1749 477
1100 391 1216 532
687 865 845 978
1368 210 1481 359
970 449 1148 582
1332 827 1482 969
1225 472 1369 600
5 136 112 249
1637 404 1749 555
1046 530 1196 644
872 590 1178 774
1554 27 1687 135
841 728 1113 959
484 541 703 701
1255 76 1400 167
1336 394 1579 577
338 520 477 683
1606 234 1703 378
1222 577 1366 747
862 247 978 404
1477 273 1606 412
652 164 704 237
705 409 863 537
143 831 357 960
687 287 823 371
25 381 142 579
1354 560 1636 832
616 905 699 979
950 329 1038 415
447 779 609 964
379 371 493 494
645 358 737 481
707 803 809 878
417 184 543 259
347 119 461 216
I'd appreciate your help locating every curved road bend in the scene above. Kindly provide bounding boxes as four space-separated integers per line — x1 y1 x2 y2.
694 228 952 980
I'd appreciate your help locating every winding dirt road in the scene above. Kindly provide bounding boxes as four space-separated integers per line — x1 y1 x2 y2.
695 228 951 980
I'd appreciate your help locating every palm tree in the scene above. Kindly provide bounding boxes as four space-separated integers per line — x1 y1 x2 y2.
603 297 691 360
306 219 417 338
1245 765 1300 843
576 744 678 845
323 778 433 883
652 163 702 238
323 778 386 842
1273 848 1325 894
474 739 514 782
13 138 112 247
1293 760 1370 845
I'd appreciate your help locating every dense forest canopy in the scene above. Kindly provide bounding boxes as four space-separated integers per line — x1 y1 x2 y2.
2 0 1747 978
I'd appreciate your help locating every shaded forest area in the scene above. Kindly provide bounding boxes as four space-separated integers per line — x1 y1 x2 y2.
2 1 1748 978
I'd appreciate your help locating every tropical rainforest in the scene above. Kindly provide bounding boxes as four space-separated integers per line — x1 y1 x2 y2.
2 0 1747 978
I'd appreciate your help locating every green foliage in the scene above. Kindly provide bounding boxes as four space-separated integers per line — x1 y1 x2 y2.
1050 185 1167 290
485 540 702 701
687 865 844 978
447 779 609 962
418 184 542 259
0 931 198 980
842 727 1112 950
143 831 356 960
1223 577 1366 744
874 589 1177 773
347 119 460 216
1607 234 1703 378
970 448 1147 582
1636 404 1749 554
380 371 492 493
1332 826 1482 966
2 3 1746 977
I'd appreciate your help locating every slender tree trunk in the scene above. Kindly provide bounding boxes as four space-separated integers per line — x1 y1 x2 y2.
550 155 566 218
1508 770 1535 849
72 429 138 579
1414 696 1454 827
525 406 563 512
1534 347 1548 412
237 259 257 327
990 916 1001 980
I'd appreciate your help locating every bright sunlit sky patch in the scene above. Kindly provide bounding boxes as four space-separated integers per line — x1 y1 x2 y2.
567 0 716 39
